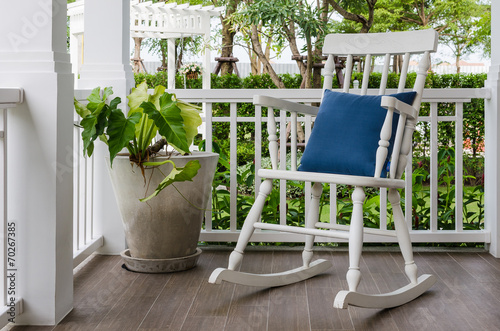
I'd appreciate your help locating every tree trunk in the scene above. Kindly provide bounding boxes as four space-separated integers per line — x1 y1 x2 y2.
132 37 143 73
312 0 329 89
304 35 313 88
250 25 285 88
284 22 306 79
328 0 376 33
219 0 239 75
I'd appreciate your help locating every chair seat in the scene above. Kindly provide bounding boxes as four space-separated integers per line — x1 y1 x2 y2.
258 169 405 189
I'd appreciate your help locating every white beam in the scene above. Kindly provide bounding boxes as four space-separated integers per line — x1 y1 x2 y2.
0 0 74 324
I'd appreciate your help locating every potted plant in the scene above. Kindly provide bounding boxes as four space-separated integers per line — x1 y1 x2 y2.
74 81 218 272
179 62 202 80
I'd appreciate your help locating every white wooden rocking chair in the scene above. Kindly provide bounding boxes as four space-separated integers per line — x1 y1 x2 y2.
209 30 439 309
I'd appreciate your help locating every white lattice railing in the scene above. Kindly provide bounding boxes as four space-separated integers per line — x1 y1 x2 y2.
0 88 24 328
73 89 103 267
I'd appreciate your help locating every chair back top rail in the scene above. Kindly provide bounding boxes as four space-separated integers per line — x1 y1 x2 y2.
323 30 438 56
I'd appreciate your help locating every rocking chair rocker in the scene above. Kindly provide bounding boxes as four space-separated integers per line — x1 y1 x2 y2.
209 30 439 309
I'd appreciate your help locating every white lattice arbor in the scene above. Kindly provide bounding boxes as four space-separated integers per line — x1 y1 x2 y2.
68 0 223 89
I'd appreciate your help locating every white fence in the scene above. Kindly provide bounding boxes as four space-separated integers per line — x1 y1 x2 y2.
169 88 491 244
73 89 103 267
142 61 488 77
0 88 24 329
72 87 491 258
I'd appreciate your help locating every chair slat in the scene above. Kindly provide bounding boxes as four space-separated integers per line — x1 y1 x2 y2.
379 54 390 95
398 52 411 92
323 55 335 93
343 55 353 92
360 54 371 95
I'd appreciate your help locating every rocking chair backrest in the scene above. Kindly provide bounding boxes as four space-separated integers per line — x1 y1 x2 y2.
320 30 438 179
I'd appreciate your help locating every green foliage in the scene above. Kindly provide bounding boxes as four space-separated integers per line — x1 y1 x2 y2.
74 83 203 202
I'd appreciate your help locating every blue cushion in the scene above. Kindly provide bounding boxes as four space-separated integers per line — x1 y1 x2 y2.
298 90 417 177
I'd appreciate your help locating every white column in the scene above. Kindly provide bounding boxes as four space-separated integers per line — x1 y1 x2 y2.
78 0 134 254
168 38 176 89
0 0 73 324
485 0 500 257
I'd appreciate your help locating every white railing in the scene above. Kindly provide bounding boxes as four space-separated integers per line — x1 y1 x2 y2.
73 87 492 252
0 88 24 328
167 88 492 244
73 89 103 267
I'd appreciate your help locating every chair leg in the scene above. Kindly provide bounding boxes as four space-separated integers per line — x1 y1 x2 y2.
346 186 365 292
209 179 332 287
388 188 417 284
334 187 436 309
303 182 323 268
227 179 273 271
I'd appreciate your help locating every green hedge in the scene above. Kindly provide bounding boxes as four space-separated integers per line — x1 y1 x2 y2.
134 71 487 90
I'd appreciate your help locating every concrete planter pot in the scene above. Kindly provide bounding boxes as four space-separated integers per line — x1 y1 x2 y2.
106 152 219 272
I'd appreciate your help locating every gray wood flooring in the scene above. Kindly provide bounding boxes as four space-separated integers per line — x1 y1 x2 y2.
9 247 500 331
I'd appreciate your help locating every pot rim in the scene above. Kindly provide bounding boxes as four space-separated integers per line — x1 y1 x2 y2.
112 151 219 160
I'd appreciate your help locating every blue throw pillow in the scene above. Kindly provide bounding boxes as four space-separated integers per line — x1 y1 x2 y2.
298 90 417 177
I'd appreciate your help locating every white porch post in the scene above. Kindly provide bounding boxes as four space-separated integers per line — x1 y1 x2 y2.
485 1 500 257
0 0 73 324
78 0 134 254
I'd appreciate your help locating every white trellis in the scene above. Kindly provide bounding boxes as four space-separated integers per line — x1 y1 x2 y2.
68 1 223 89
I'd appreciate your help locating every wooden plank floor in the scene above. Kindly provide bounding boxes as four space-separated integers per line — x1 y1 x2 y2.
9 248 500 331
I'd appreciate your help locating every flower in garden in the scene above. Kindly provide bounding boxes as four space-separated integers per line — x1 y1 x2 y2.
178 63 202 75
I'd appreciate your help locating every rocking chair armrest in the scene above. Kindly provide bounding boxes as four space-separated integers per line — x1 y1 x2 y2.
253 95 319 116
381 96 418 120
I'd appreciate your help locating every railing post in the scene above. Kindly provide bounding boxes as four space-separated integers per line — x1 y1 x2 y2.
78 0 135 254
0 0 74 324
485 0 500 258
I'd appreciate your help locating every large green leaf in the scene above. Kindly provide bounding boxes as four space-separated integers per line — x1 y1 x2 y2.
86 87 106 114
140 160 201 202
177 99 202 148
95 104 111 138
80 115 98 157
128 82 167 113
127 82 160 148
148 85 166 108
74 98 90 118
127 82 149 113
107 110 142 166
102 87 113 102
141 93 190 154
